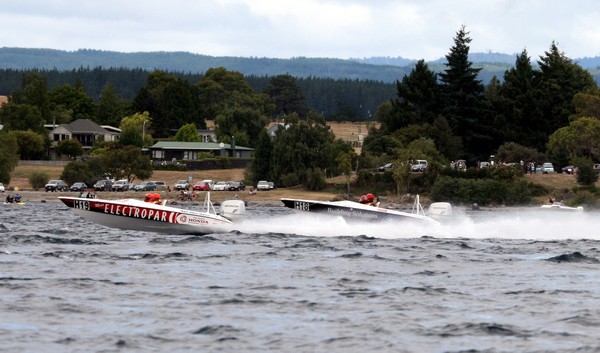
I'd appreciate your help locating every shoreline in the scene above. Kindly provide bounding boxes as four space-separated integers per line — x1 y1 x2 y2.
2 189 335 208
3 189 537 213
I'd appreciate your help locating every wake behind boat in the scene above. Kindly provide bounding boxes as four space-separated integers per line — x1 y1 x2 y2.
59 192 245 235
281 195 451 224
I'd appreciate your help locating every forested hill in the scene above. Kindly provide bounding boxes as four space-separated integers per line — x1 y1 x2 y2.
0 47 534 83
0 47 413 82
3 47 600 84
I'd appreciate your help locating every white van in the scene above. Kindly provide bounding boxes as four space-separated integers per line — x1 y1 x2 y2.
410 160 428 172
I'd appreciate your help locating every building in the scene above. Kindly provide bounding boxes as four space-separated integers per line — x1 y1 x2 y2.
0 95 7 131
169 128 217 143
149 141 253 162
46 119 120 158
267 122 288 138
198 129 217 143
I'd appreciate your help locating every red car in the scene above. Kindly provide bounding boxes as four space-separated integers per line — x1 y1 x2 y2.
193 182 211 191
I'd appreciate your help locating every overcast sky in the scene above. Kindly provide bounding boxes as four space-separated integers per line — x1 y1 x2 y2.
3 0 599 61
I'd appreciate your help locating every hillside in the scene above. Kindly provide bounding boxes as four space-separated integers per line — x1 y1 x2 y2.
7 47 600 84
0 48 413 83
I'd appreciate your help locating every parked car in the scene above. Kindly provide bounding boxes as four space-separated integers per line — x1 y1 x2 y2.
134 181 157 191
410 159 428 172
228 181 246 191
268 181 275 189
479 161 491 169
0 183 4 192
561 165 576 174
193 181 212 191
111 179 130 191
212 181 231 191
257 180 270 190
150 181 167 190
201 180 215 190
377 163 394 172
541 162 555 174
69 182 88 192
93 179 113 191
45 180 68 192
174 180 190 191
453 159 467 171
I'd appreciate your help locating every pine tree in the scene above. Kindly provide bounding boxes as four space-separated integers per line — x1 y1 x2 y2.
439 25 485 160
388 59 440 132
499 49 544 149
250 128 273 183
536 41 597 149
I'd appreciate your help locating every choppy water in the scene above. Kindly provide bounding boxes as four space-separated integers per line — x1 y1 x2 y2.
1 201 600 352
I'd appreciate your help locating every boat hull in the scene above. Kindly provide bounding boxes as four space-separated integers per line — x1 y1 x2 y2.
59 197 235 235
281 198 439 224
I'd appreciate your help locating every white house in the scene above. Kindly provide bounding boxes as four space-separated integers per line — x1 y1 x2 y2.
46 119 120 158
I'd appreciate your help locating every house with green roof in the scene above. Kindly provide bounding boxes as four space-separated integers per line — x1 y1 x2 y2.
149 141 253 162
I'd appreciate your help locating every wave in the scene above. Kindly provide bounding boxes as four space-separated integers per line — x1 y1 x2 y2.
546 251 600 263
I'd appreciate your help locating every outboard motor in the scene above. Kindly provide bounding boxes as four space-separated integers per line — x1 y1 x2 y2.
219 199 246 221
428 202 452 220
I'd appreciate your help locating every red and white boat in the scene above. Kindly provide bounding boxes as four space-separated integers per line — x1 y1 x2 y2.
59 193 245 235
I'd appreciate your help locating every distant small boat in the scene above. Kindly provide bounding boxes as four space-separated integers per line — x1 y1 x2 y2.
3 202 25 205
540 203 583 212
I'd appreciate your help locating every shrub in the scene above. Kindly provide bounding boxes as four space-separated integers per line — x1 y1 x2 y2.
281 173 300 187
490 164 524 180
215 157 232 169
306 168 326 191
356 169 374 185
430 176 544 206
29 172 49 190
571 190 600 208
153 163 188 171
61 161 96 186
196 152 214 160
576 162 598 185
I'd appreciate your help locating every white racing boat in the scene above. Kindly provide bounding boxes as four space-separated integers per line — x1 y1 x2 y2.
59 192 246 235
540 202 584 212
281 195 451 224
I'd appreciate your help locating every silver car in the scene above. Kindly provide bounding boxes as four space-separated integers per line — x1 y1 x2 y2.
212 181 231 191
541 162 555 174
257 180 270 190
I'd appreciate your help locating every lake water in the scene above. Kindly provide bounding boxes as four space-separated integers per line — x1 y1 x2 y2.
1 201 600 352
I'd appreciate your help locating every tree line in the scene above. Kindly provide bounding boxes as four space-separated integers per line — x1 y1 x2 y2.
363 26 598 167
0 67 394 119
